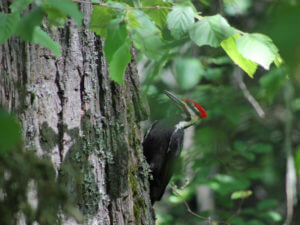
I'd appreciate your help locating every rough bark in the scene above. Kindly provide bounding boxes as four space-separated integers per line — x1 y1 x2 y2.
0 2 155 225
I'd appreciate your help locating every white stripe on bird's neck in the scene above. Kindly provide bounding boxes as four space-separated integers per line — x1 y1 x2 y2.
175 106 199 130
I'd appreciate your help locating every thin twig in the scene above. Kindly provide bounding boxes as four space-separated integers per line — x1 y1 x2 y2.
226 199 244 223
171 185 229 225
233 68 265 118
283 81 296 225
72 0 172 10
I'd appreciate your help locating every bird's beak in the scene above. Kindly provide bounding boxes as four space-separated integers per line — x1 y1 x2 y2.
164 91 190 115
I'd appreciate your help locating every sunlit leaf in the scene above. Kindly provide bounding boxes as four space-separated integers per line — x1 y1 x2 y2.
126 10 141 28
236 33 279 70
221 34 257 77
231 190 252 200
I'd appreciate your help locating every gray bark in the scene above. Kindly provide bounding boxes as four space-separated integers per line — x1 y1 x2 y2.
0 2 155 225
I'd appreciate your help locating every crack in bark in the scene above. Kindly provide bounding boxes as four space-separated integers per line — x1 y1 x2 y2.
55 62 64 175
78 67 85 112
108 202 114 224
95 37 106 118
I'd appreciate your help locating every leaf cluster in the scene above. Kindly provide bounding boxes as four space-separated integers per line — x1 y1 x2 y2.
0 109 82 225
0 0 283 84
88 0 281 83
0 0 82 56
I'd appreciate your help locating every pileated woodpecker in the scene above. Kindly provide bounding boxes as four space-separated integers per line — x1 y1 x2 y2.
143 91 207 204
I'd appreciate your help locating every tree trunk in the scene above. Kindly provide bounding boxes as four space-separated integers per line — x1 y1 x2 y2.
0 2 155 225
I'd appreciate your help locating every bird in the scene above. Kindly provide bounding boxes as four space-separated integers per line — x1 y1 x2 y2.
143 90 207 204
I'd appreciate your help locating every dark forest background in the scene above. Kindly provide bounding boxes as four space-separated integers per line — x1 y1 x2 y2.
140 0 300 224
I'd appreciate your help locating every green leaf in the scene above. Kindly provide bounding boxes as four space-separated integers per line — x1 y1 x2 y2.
175 58 204 90
32 27 62 57
90 5 115 37
142 0 171 28
105 1 127 9
236 33 279 70
103 18 131 84
189 14 236 47
0 13 20 43
43 0 82 26
263 211 282 222
104 19 128 63
259 67 286 104
108 38 131 84
107 0 133 6
126 10 141 28
167 5 194 39
221 34 258 77
128 9 166 59
274 54 283 67
42 6 67 27
291 99 300 112
257 199 278 210
0 109 22 153
249 143 273 154
246 220 265 225
10 0 32 13
224 0 251 16
231 190 252 200
209 174 250 196
169 187 192 204
16 7 44 41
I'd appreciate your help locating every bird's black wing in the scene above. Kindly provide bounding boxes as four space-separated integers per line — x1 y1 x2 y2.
150 128 184 203
143 120 158 142
143 121 173 175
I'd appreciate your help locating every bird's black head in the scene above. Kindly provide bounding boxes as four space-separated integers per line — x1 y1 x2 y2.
164 90 207 129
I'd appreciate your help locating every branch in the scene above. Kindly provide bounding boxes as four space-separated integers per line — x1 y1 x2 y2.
170 185 229 225
226 199 244 223
72 0 172 10
233 68 265 118
283 81 297 225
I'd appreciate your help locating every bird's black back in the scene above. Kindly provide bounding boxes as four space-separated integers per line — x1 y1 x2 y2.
143 120 184 204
